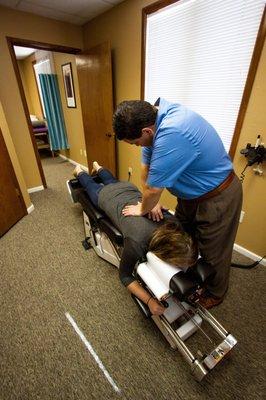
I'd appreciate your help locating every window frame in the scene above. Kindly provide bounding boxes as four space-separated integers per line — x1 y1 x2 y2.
141 0 266 158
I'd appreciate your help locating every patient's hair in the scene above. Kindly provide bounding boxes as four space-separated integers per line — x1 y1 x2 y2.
113 100 157 140
148 219 198 269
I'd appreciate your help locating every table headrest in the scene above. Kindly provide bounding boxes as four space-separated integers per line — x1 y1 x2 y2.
137 252 184 299
146 252 183 287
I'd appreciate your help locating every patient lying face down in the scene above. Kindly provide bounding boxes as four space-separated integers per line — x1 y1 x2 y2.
74 162 197 315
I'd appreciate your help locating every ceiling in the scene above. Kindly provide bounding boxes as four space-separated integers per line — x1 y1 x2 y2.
14 45 36 59
0 0 124 25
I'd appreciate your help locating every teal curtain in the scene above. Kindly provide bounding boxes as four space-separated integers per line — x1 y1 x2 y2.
39 74 69 151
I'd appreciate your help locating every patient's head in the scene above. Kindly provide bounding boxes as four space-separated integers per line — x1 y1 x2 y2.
148 219 198 270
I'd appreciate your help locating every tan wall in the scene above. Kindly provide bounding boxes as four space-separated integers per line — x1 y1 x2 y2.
0 5 83 189
18 60 34 116
233 39 266 255
83 0 266 256
0 101 31 209
19 54 44 119
53 53 87 165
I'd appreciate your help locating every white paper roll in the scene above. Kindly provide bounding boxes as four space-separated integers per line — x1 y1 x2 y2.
146 252 182 288
137 262 169 299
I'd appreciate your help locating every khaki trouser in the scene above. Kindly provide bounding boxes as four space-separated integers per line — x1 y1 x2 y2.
175 176 243 298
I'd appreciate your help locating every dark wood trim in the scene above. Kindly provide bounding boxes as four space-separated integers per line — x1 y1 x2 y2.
141 2 266 159
142 0 178 16
229 7 266 159
6 37 81 54
141 0 179 99
6 37 47 188
6 36 82 190
140 6 147 99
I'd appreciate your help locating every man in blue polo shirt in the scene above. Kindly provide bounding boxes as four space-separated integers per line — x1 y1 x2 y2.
113 98 243 309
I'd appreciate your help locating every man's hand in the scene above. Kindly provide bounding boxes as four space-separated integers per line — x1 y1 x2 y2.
122 201 142 216
148 298 166 315
148 203 165 222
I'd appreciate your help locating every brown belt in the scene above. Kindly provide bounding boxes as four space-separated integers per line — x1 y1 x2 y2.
182 170 235 203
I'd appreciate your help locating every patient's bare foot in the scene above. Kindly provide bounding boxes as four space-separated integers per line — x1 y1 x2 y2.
73 165 84 177
91 161 103 175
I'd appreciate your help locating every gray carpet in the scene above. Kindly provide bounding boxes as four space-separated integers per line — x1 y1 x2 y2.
0 156 265 400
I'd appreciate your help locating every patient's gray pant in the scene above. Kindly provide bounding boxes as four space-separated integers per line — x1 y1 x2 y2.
175 176 243 298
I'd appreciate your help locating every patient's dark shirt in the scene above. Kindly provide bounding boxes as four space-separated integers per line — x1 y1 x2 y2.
98 182 168 286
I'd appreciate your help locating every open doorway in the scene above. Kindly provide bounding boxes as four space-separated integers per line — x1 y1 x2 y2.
7 38 83 189
13 45 87 180
15 46 55 160
7 37 117 192
7 37 117 191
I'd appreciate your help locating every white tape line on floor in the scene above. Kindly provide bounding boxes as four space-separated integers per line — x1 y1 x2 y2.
65 312 121 394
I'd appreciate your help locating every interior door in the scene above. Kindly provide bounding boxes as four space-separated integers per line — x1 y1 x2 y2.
76 42 116 175
0 128 27 237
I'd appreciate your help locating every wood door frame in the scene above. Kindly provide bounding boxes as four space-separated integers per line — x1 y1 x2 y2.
6 36 82 188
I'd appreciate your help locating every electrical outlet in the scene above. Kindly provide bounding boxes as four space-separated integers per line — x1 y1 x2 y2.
239 210 245 223
80 149 82 155
128 167 133 175
84 149 87 157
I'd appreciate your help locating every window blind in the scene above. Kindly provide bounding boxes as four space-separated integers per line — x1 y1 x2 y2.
144 0 265 152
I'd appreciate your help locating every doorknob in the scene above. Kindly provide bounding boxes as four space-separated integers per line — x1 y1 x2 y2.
105 133 113 138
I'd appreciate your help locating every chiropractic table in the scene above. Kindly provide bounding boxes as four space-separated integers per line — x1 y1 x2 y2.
67 177 237 381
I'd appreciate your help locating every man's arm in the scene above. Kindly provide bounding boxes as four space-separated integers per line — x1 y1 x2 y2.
141 186 163 215
122 186 163 218
141 163 149 191
124 163 164 221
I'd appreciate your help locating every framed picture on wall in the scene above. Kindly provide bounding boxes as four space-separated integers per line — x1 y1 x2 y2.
61 62 76 108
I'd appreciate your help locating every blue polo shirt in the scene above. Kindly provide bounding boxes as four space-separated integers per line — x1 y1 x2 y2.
142 98 232 199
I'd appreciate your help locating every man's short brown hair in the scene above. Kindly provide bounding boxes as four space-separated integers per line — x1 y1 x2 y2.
113 100 157 140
